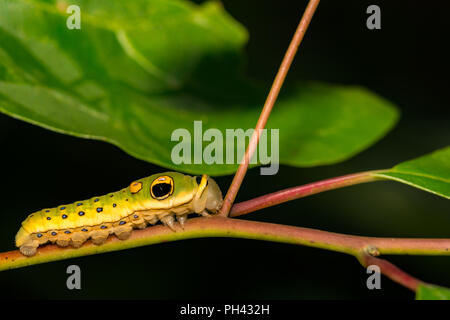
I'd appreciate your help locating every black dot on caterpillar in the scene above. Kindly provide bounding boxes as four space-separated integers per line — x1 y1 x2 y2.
16 172 223 256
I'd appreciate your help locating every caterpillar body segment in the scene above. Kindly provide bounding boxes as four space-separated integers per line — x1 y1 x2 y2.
16 172 223 256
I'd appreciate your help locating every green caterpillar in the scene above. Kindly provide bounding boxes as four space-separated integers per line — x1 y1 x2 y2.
16 172 223 256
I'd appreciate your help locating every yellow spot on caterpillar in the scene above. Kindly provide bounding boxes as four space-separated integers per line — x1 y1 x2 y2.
129 181 142 194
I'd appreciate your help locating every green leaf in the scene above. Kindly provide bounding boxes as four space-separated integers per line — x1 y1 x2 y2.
416 283 450 300
0 0 399 175
375 146 450 199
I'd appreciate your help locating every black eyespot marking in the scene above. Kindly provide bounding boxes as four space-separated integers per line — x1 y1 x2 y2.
101 225 107 229
152 183 172 199
77 203 83 206
51 232 57 236
119 221 126 225
96 207 103 213
150 176 174 200
195 176 202 185
45 210 50 212
110 194 114 197
113 204 117 207
64 231 71 234
94 198 99 202
37 233 42 238
78 211 85 216
60 207 66 210
134 215 138 219
46 217 51 220
62 214 68 219
81 228 88 232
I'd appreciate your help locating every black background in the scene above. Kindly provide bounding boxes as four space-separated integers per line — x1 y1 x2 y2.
0 1 449 299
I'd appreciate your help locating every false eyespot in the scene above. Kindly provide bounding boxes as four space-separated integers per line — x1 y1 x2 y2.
15 172 223 257
150 175 174 200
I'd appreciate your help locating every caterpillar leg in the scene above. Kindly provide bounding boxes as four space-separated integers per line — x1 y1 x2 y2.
144 215 158 225
176 214 187 229
71 232 90 248
133 221 147 229
19 239 39 257
56 234 71 247
130 212 147 229
114 224 133 240
160 215 176 231
91 229 109 245
199 210 211 217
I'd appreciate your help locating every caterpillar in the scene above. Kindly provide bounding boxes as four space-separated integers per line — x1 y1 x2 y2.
15 172 223 257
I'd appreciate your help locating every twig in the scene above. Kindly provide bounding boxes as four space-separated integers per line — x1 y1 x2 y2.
358 254 423 291
219 0 321 216
230 170 383 217
1 216 449 273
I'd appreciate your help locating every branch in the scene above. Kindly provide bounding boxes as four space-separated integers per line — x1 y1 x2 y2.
358 254 424 291
2 171 447 294
1 216 449 272
219 0 321 216
230 170 383 217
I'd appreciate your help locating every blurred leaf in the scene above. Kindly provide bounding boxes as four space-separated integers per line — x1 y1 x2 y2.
0 0 399 175
416 283 450 300
376 146 450 199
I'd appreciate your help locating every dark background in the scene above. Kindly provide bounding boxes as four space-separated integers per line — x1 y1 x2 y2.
0 1 449 299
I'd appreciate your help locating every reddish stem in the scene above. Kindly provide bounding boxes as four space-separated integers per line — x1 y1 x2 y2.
219 0 321 216
359 254 423 291
1 216 447 293
230 170 382 217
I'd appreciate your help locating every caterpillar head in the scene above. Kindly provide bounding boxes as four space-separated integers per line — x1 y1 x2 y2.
193 174 223 213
